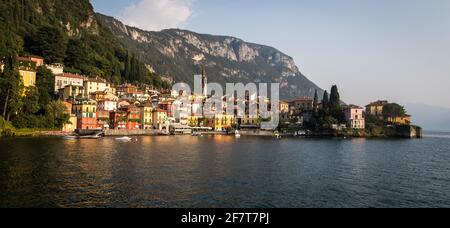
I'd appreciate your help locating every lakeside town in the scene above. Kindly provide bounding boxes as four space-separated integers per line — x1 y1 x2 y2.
0 55 422 138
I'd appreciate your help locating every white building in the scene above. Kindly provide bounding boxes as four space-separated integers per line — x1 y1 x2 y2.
54 73 84 93
83 77 113 97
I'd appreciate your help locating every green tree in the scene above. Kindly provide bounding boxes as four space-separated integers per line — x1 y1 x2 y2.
322 90 329 111
0 56 23 121
64 38 91 74
329 85 343 122
23 87 40 114
26 26 67 63
36 66 55 110
44 100 70 129
313 89 319 112
383 103 406 119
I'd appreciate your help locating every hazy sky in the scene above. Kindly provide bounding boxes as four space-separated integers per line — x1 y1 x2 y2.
91 0 450 108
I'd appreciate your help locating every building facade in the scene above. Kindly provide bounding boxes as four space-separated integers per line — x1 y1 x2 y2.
344 105 366 129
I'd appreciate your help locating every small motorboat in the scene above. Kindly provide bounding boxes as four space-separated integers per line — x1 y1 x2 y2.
115 136 132 142
235 130 241 138
192 132 202 136
274 132 282 139
63 136 78 140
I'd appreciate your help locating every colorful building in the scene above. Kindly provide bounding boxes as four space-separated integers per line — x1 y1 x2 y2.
97 110 111 129
386 115 412 125
73 99 98 130
139 103 154 130
109 111 128 129
206 114 236 132
17 57 37 88
344 105 366 129
62 101 77 132
116 84 138 96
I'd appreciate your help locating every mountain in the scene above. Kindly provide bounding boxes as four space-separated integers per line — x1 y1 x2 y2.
96 14 324 100
405 103 450 131
0 0 167 87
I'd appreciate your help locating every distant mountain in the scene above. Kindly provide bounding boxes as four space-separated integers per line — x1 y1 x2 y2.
96 14 324 100
405 103 450 131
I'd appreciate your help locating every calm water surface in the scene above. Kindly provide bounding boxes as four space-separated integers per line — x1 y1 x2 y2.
0 133 449 208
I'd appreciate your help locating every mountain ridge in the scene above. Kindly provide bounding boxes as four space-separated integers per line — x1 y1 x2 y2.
96 13 324 100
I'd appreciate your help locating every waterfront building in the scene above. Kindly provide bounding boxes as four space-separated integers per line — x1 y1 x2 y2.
344 105 366 129
109 110 128 129
289 97 314 115
54 73 84 93
386 115 412 125
62 101 77 132
206 114 236 132
97 110 111 129
73 99 98 130
153 109 168 130
366 100 388 117
139 102 154 130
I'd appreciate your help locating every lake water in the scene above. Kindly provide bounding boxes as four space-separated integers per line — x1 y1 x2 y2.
0 133 449 208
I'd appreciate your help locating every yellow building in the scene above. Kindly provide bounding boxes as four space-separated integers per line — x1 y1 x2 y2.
139 103 154 130
366 100 388 117
386 115 412 125
206 114 235 132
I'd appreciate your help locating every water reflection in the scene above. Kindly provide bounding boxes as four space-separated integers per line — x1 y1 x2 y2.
0 136 449 208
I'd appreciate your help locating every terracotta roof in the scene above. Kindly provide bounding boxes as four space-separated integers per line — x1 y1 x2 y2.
56 73 84 80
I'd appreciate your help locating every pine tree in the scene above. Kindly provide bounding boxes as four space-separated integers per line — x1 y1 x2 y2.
322 90 329 110
313 89 319 112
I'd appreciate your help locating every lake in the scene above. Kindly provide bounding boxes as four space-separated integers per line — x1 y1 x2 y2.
0 133 449 208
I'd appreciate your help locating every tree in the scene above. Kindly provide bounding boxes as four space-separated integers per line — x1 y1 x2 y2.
64 38 91 74
329 85 340 110
36 66 55 110
44 100 70 129
322 90 329 110
313 89 319 112
0 56 23 121
329 85 343 121
383 103 406 119
26 26 67 63
23 87 40 114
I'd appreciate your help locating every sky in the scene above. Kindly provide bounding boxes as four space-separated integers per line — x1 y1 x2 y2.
91 0 450 109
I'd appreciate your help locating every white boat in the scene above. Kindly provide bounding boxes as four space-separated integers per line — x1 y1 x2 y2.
192 132 202 136
115 137 132 142
63 136 78 140
235 130 241 138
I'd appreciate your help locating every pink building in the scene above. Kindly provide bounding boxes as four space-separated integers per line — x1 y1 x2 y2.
344 105 365 129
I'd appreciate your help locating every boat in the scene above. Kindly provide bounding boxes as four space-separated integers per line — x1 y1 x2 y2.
115 136 132 142
235 130 241 138
192 132 202 136
63 136 78 140
274 132 282 139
